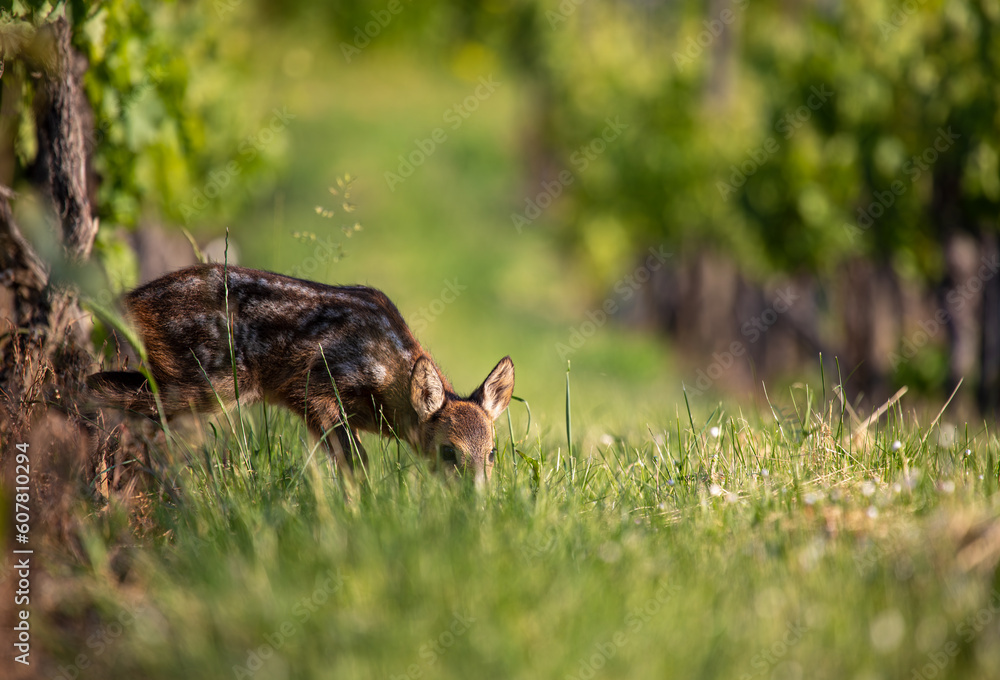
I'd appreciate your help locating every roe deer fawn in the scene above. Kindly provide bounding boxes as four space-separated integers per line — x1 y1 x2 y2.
87 264 515 485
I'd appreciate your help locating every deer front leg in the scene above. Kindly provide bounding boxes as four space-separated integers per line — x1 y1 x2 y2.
329 425 368 475
298 394 368 477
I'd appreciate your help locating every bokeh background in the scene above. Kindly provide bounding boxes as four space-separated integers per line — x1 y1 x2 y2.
6 6 1000 680
6 0 1000 433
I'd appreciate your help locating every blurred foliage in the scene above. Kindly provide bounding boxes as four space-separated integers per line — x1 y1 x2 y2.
9 0 996 288
2 0 285 229
252 0 999 285
515 0 998 282
79 0 290 228
3 0 996 407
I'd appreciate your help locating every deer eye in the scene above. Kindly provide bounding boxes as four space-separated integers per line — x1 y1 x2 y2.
488 448 496 464
439 444 458 465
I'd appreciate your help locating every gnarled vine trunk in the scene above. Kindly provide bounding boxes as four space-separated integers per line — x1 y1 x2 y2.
0 17 96 442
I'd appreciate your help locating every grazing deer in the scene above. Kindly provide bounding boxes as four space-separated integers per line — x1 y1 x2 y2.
87 264 515 485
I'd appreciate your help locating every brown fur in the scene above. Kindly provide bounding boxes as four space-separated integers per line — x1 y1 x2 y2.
86 264 515 483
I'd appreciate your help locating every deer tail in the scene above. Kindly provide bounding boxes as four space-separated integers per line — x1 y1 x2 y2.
86 371 160 416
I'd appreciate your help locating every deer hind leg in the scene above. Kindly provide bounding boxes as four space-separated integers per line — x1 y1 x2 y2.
87 371 159 416
292 394 368 476
87 370 221 418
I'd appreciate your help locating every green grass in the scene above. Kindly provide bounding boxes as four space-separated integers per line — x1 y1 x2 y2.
44 382 1000 680
48 28 1000 680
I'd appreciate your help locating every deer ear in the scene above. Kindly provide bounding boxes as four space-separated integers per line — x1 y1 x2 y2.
410 356 446 422
471 356 515 421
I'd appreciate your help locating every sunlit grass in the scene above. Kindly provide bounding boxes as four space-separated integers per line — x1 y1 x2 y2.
55 31 1000 680
46 376 1000 680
